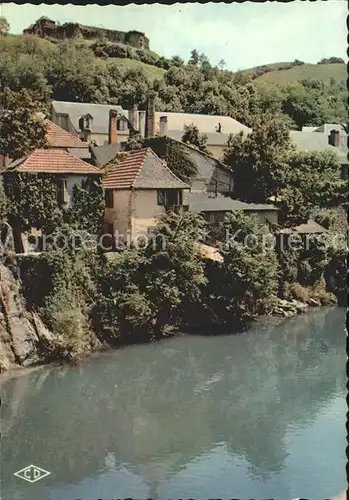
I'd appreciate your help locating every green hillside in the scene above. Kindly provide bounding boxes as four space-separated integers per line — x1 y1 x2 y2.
99 57 166 80
240 62 346 85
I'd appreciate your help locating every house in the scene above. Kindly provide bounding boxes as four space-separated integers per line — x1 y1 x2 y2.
50 98 251 160
45 120 91 160
186 191 278 226
103 148 190 246
50 101 133 147
151 112 251 161
292 124 348 179
0 117 92 170
145 136 235 196
3 149 102 253
276 220 328 251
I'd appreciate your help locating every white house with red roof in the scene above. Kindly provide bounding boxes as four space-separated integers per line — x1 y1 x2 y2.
3 148 102 253
103 147 190 245
6 148 101 210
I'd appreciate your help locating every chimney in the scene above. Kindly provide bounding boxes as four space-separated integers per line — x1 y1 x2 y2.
329 129 340 147
159 116 168 136
109 110 118 145
145 95 156 137
139 111 146 138
128 104 138 133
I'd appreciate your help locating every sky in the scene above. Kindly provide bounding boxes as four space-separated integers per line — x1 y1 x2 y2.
1 1 347 71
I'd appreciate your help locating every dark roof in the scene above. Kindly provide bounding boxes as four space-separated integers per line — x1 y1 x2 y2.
90 143 122 167
103 148 189 190
187 191 277 213
50 101 128 134
177 139 233 178
279 220 328 234
6 149 102 175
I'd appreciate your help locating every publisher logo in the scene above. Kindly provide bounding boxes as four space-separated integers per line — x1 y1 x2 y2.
14 465 51 483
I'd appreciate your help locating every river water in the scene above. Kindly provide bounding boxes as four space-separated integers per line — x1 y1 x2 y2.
1 307 347 500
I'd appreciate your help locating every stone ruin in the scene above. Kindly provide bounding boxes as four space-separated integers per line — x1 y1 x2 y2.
23 16 150 50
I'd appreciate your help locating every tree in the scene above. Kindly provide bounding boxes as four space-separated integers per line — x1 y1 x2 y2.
224 114 293 203
218 59 226 71
181 123 210 154
141 211 207 334
204 212 279 328
0 89 48 160
0 17 10 35
317 57 345 65
188 49 199 66
170 55 184 67
278 150 346 225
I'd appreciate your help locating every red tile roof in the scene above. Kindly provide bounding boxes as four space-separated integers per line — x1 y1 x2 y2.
8 149 101 175
45 120 89 149
103 148 188 190
103 149 148 189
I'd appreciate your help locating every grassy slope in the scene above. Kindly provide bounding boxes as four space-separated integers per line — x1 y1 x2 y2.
241 62 346 85
2 34 165 81
3 35 346 86
99 57 166 80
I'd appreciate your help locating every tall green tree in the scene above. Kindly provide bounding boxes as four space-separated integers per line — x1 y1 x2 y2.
224 115 293 203
0 89 48 160
278 150 346 225
0 16 10 35
188 49 199 66
203 212 279 328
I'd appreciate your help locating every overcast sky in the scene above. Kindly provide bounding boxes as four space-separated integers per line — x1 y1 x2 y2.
1 1 347 71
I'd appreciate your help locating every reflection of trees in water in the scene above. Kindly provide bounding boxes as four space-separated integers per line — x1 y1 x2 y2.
2 308 346 497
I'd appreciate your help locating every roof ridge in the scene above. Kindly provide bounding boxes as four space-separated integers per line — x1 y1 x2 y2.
130 148 150 188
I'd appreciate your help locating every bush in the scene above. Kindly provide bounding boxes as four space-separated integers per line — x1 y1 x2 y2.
42 286 92 361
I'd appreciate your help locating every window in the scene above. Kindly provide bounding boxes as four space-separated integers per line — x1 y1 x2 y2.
58 114 69 131
105 190 114 208
78 114 92 131
57 178 68 204
157 189 182 206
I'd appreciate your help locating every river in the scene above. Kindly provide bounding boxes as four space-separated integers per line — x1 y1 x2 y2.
1 307 347 500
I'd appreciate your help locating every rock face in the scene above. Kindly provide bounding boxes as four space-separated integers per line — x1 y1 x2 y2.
0 263 54 371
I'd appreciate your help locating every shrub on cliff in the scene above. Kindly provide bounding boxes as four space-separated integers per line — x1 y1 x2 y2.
200 212 279 329
93 212 207 340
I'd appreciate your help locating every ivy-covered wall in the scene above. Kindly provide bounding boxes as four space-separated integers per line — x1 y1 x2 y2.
3 172 105 237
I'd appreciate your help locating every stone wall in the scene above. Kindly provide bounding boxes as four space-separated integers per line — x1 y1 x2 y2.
23 18 150 49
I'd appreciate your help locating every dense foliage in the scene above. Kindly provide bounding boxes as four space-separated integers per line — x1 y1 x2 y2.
4 171 104 236
181 124 210 154
0 34 346 128
0 89 48 160
223 115 345 224
4 172 63 231
144 136 198 182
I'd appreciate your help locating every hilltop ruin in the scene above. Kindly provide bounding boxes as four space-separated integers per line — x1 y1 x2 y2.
23 16 150 50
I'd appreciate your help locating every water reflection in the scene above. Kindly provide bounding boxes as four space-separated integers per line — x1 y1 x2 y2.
2 307 346 500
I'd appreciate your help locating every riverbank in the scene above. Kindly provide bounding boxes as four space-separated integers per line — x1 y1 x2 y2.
0 252 339 374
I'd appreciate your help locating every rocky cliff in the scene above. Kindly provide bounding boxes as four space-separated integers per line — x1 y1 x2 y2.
0 263 55 372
